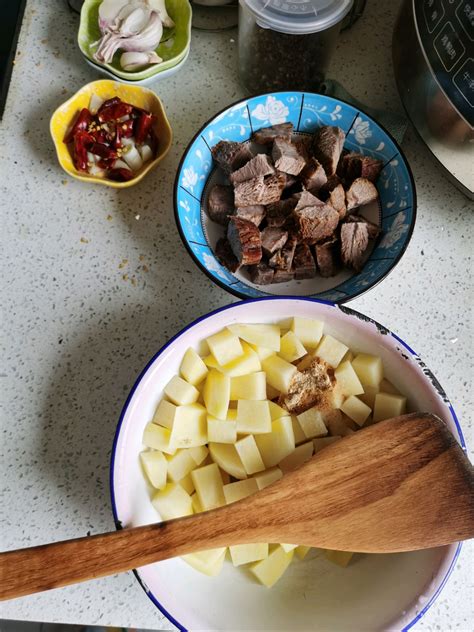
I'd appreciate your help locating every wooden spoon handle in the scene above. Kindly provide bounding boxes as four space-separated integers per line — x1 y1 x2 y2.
0 508 249 601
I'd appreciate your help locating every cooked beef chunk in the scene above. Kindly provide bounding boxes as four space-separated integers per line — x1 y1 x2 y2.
293 189 323 211
260 227 288 257
346 177 378 210
280 356 335 414
227 216 262 266
273 268 295 283
293 243 317 279
315 237 340 278
208 185 234 225
215 237 240 272
328 184 347 219
278 171 298 190
211 140 253 174
234 173 285 207
344 215 381 240
234 205 266 226
338 152 383 183
269 234 298 271
294 136 312 163
229 153 275 184
272 139 306 176
301 157 327 194
312 126 345 176
340 222 370 271
324 174 342 192
253 122 293 145
249 262 274 284
293 204 339 244
266 197 297 222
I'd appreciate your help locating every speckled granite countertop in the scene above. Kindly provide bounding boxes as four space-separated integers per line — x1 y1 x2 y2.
1 0 472 630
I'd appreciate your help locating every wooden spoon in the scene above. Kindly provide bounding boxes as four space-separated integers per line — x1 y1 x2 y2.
1 413 473 601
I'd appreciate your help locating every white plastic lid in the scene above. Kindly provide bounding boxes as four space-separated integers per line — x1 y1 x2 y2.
240 0 354 34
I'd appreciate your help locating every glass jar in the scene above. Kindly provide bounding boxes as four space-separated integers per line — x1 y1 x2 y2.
238 0 353 93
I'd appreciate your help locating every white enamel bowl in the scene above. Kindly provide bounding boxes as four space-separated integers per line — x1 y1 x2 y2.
110 298 465 631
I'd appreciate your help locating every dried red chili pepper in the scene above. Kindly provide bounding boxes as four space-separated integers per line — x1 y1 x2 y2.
98 97 121 113
64 108 92 144
73 131 94 172
98 101 134 123
134 112 155 144
108 168 135 182
89 142 117 160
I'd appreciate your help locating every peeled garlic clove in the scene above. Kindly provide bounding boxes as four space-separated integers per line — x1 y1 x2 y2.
148 0 175 28
119 6 152 37
120 50 162 71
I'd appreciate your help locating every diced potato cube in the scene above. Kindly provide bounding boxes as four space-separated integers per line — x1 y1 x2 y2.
249 343 275 360
206 329 243 366
266 383 281 400
296 407 328 439
236 399 272 434
295 545 311 560
182 547 227 576
207 416 237 444
142 423 176 455
315 335 349 368
235 435 265 475
219 341 261 377
325 549 354 567
262 355 297 395
164 375 199 405
352 353 383 388
279 331 307 363
334 361 364 396
203 354 220 369
326 410 355 437
208 443 247 480
252 466 283 490
249 545 294 588
291 415 307 445
380 378 400 395
203 369 230 420
313 436 341 453
189 445 209 466
281 543 298 552
140 450 167 489
169 404 207 449
166 449 196 482
291 317 324 348
340 395 371 426
180 348 209 386
255 416 295 468
230 372 267 400
178 472 195 495
152 399 176 429
359 385 380 409
279 441 313 472
228 323 281 351
191 492 202 513
373 392 407 422
230 543 268 567
268 401 287 420
152 483 193 520
191 463 225 511
223 478 258 504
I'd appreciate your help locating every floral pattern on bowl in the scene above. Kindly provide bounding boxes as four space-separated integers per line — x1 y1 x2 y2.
174 92 416 303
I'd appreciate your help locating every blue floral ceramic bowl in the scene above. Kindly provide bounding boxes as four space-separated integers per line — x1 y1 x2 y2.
174 92 416 303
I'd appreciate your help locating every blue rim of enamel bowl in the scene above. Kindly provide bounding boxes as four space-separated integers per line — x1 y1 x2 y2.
173 92 417 303
110 297 465 632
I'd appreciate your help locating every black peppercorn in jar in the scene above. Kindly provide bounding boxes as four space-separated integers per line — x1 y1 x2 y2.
238 0 353 93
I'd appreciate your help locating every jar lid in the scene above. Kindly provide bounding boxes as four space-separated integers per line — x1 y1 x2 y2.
240 0 353 34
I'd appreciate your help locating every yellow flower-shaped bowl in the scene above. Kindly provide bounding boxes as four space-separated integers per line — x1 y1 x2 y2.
50 79 172 188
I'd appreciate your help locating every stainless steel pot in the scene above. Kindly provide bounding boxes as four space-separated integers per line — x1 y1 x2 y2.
393 0 473 199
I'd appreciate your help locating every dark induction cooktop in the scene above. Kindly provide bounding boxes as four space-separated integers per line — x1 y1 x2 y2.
0 0 27 119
